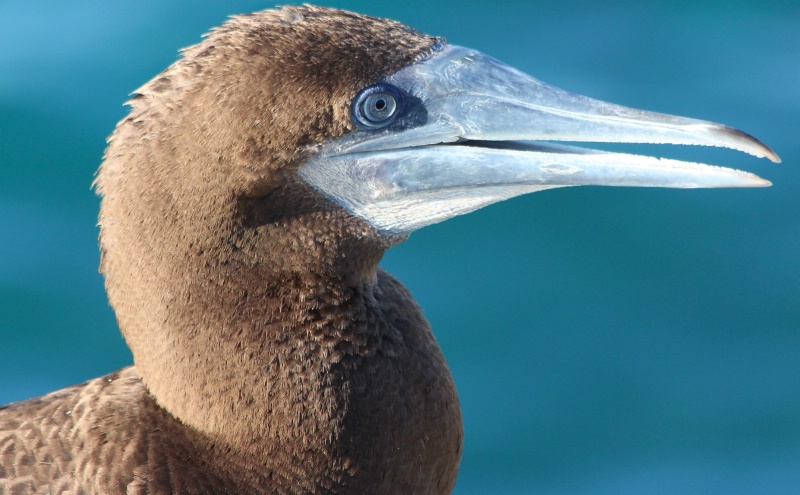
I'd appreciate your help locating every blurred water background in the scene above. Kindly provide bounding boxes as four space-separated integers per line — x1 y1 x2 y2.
2 1 799 493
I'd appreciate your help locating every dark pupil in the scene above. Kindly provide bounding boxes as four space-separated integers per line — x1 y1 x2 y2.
363 92 397 123
353 84 402 128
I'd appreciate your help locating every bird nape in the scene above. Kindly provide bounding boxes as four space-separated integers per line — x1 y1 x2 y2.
0 5 777 495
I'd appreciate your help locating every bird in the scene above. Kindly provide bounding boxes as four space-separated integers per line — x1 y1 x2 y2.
0 5 779 495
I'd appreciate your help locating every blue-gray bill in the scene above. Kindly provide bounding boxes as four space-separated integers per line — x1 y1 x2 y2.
300 45 779 234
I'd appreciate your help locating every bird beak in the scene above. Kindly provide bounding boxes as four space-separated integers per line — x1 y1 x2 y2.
299 45 779 234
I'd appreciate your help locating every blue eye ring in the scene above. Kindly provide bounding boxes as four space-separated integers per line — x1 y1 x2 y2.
352 83 404 129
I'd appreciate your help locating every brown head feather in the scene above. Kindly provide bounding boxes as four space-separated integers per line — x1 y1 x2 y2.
80 5 461 494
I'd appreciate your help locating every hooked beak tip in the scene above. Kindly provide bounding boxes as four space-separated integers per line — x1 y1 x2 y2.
717 125 781 163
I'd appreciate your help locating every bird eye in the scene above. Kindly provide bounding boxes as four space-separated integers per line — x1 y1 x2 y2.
352 83 404 129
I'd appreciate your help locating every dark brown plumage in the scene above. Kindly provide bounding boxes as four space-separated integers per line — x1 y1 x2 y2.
0 6 462 494
2 3 779 494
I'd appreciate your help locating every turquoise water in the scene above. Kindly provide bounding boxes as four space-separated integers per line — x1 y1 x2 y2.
2 1 799 493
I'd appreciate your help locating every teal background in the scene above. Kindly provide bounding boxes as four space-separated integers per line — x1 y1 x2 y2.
1 1 799 493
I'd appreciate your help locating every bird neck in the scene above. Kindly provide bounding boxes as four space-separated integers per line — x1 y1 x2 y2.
132 258 383 454
104 190 387 435
99 183 423 475
97 160 461 491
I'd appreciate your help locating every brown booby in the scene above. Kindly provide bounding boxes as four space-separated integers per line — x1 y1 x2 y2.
0 5 778 494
